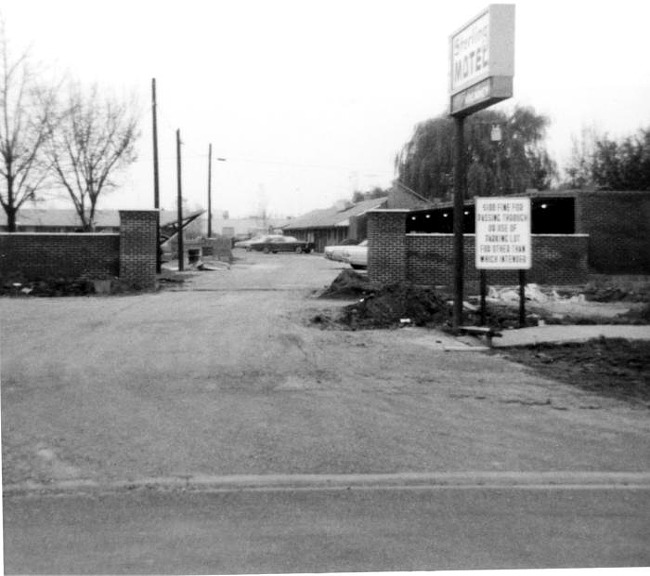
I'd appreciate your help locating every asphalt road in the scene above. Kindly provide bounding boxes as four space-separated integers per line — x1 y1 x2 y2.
4 483 650 574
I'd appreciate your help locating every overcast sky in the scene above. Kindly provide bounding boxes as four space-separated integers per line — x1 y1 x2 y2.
3 0 650 218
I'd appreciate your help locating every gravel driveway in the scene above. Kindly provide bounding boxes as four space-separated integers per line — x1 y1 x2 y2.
2 251 649 489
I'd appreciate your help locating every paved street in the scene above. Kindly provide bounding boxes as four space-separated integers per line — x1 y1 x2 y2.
5 482 650 574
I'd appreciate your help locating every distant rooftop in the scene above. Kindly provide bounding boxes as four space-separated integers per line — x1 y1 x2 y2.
282 197 387 230
0 208 202 229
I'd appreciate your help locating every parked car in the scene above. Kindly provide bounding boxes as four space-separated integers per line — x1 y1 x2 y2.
235 234 284 250
324 239 360 263
342 239 368 269
250 235 314 254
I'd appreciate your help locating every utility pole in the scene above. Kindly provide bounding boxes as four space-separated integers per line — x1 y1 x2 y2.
207 143 212 238
176 129 184 272
452 115 466 331
152 78 161 273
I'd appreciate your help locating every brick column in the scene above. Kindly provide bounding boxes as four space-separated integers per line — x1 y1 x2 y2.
119 210 158 290
368 209 408 284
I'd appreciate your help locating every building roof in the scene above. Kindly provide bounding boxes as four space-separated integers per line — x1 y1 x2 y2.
210 216 291 236
0 208 204 229
0 208 122 228
283 197 387 230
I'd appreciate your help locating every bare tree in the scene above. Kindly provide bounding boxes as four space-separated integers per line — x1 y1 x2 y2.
0 24 54 231
47 83 139 231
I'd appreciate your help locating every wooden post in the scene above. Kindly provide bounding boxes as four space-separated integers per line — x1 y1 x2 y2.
152 79 161 273
176 129 184 272
207 143 213 239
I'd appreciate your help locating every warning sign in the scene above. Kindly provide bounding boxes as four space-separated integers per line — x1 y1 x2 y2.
475 197 531 269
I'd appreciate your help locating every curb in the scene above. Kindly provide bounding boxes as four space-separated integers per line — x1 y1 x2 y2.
5 471 650 497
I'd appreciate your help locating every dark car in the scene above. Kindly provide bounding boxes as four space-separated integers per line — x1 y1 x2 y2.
250 235 314 254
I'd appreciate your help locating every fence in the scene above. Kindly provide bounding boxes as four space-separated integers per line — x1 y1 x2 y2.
0 210 158 290
368 209 590 288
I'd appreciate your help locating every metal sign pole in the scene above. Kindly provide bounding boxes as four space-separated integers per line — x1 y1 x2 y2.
207 143 213 239
480 270 487 326
519 269 526 327
452 115 466 331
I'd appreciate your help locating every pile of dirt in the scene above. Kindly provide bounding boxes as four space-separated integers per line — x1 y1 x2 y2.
315 273 544 330
318 270 380 299
624 303 650 323
464 302 544 329
504 338 650 407
0 277 96 297
583 282 650 303
339 283 452 329
314 273 650 330
0 275 163 297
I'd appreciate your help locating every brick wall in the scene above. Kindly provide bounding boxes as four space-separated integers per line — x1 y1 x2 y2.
406 234 589 286
0 210 158 290
368 210 590 287
0 233 120 279
368 210 408 284
119 210 157 290
575 191 650 274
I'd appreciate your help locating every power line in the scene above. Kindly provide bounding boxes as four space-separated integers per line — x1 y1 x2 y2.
142 99 395 174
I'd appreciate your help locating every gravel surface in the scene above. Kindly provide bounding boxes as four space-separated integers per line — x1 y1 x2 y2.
2 251 649 489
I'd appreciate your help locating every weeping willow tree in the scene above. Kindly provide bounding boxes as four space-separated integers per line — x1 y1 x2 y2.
395 105 557 201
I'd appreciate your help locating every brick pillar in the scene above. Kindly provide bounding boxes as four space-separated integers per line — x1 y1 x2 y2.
368 209 408 284
119 210 158 290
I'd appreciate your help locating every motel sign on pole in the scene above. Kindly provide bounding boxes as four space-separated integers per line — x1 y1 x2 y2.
449 4 515 117
448 4 515 330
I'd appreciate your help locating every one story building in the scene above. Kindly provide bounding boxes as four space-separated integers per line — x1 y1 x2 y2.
0 208 193 234
0 208 122 233
282 197 387 252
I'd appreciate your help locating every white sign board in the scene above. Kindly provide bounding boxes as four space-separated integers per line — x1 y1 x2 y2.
476 197 531 269
449 4 515 116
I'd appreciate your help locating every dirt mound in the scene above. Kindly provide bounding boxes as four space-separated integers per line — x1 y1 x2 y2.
505 338 650 406
583 280 650 303
464 302 542 329
318 270 380 299
340 283 452 329
1 277 96 297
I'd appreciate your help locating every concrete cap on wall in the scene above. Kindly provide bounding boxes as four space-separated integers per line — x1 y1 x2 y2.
367 209 411 213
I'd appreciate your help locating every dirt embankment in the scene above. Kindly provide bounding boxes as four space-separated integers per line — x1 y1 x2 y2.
315 271 650 330
504 339 650 407
313 271 650 406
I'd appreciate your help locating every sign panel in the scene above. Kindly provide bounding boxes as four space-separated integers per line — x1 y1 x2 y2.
449 4 515 116
475 197 531 269
450 76 513 116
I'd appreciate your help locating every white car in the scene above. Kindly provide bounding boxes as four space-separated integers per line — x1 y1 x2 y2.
324 240 359 263
342 240 368 269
